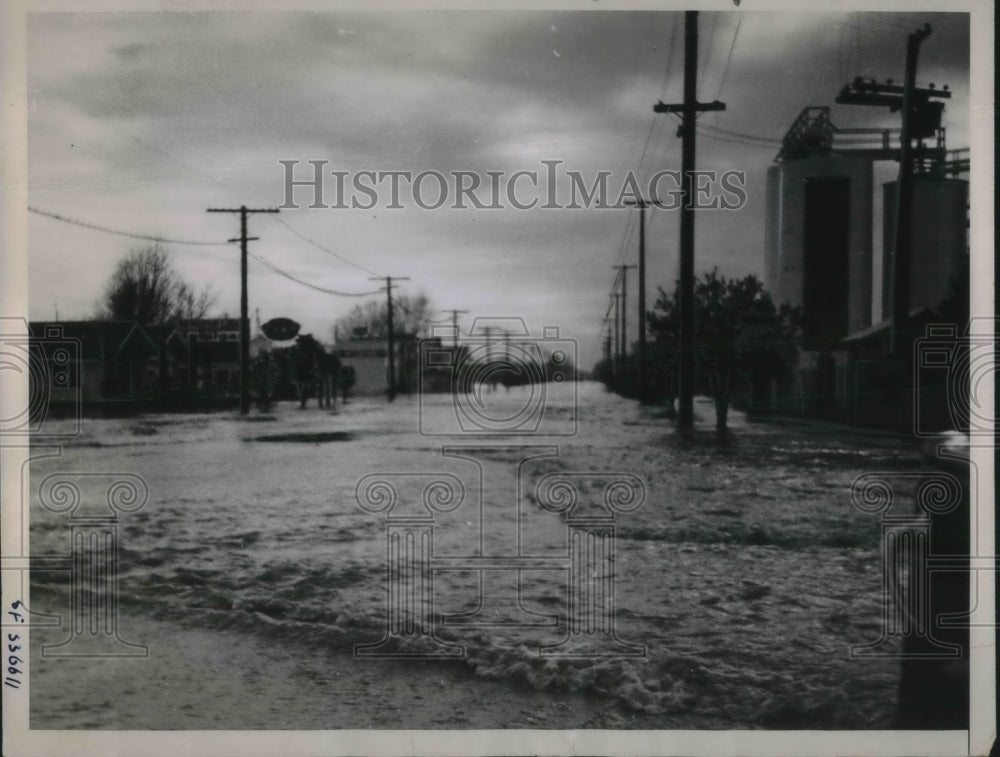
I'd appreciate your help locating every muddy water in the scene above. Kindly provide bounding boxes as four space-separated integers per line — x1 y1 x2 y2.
29 383 925 728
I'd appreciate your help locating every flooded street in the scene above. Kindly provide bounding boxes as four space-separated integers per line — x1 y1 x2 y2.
29 383 927 729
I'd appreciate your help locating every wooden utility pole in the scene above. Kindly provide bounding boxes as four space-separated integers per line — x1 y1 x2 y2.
892 24 931 358
481 326 498 366
441 309 468 346
625 199 650 402
371 276 410 401
654 10 726 428
613 265 636 385
612 292 621 377
834 24 946 359
207 205 279 415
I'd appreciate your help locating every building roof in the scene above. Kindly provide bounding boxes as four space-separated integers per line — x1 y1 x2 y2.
30 321 143 361
30 320 199 362
338 338 388 358
167 317 247 343
114 322 161 360
178 317 244 331
840 307 940 345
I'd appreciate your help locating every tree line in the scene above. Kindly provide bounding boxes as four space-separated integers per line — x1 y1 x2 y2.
595 270 800 433
96 247 792 425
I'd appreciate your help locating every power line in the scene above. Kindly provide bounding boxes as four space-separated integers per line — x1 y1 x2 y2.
692 129 778 150
604 16 677 348
28 206 230 246
695 120 780 144
603 288 617 321
694 129 779 149
604 13 682 352
439 309 469 347
250 253 383 297
614 14 679 270
631 17 683 253
644 110 672 175
369 275 410 402
632 15 680 199
395 298 429 322
668 113 780 148
604 265 624 324
207 204 280 416
614 213 638 268
654 11 727 428
714 16 743 102
646 203 665 234
268 214 383 278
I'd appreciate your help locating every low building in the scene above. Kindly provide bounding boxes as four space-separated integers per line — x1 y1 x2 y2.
334 333 433 397
336 337 389 396
841 308 957 432
744 308 958 432
173 318 242 344
28 320 168 405
27 318 250 415
164 318 246 392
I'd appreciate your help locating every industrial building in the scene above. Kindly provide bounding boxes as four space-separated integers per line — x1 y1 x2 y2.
336 336 390 396
765 153 874 348
760 102 969 428
762 108 875 418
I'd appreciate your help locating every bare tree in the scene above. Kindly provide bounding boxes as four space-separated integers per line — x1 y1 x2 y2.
173 279 216 322
97 246 215 325
332 293 434 341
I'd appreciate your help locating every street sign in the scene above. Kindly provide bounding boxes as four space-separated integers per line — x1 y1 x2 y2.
261 317 300 341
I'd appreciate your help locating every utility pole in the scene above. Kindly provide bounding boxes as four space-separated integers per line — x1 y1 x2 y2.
654 10 726 428
207 204 280 416
612 292 621 378
625 199 650 402
613 264 636 391
441 309 468 347
893 25 932 360
602 324 613 386
370 276 410 401
834 25 946 360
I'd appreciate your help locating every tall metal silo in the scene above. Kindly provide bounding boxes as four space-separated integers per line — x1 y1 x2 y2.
763 154 874 350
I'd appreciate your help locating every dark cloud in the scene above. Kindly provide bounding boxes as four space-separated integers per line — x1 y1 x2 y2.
26 9 973 368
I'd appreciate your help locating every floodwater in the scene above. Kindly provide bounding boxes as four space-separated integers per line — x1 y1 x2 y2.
27 382 928 729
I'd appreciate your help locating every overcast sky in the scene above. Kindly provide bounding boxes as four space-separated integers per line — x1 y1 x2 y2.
25 9 971 369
